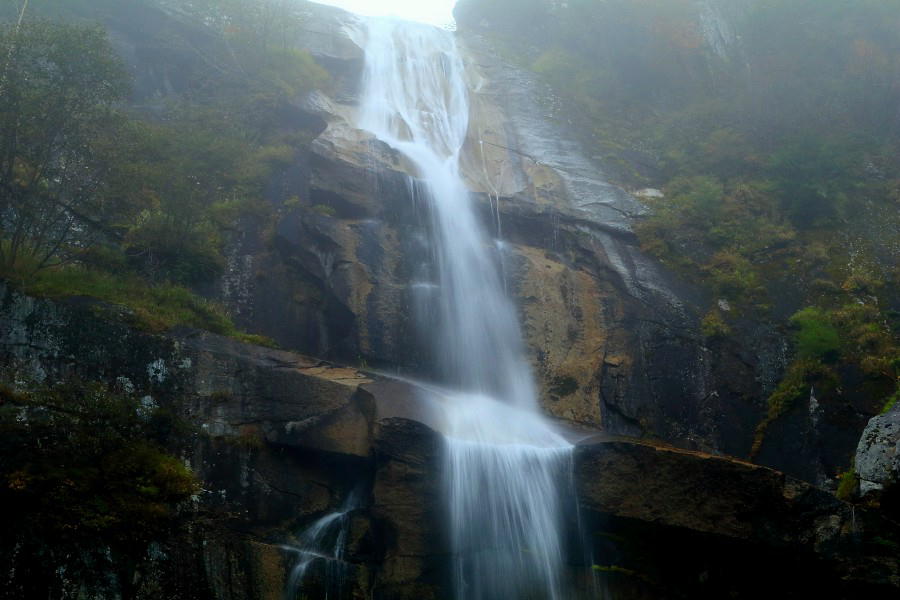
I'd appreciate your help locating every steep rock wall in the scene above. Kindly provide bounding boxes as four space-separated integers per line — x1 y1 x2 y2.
101 0 775 465
1 284 896 598
234 5 770 463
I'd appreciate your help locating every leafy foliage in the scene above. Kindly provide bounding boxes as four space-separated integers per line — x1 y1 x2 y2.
0 19 130 272
790 308 841 362
0 1 327 339
103 2 327 285
753 302 899 455
0 383 196 596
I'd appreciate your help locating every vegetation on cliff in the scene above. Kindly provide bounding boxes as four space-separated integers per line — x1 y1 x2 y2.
0 0 326 340
0 383 196 598
458 0 900 475
0 2 327 595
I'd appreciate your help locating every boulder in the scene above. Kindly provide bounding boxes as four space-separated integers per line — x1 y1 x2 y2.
575 435 900 595
856 404 900 496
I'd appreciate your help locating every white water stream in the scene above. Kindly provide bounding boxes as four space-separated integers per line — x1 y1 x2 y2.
357 18 575 600
281 490 359 599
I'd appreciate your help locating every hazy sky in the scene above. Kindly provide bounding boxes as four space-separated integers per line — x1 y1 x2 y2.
312 0 457 27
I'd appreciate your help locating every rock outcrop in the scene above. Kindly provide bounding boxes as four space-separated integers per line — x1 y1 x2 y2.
856 404 900 502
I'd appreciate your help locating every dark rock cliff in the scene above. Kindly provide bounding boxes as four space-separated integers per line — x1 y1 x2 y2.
2 283 897 598
451 0 898 493
99 1 815 483
0 288 900 599
2 1 897 598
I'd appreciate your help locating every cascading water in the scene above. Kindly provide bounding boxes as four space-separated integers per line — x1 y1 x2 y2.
281 490 359 599
357 18 576 599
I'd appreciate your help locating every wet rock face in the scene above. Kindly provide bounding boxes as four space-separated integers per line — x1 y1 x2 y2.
0 281 446 599
97 1 781 474
0 287 344 594
6 1 891 596
252 6 775 468
576 437 831 542
2 286 899 598
856 405 900 500
0 283 410 600
52 0 862 499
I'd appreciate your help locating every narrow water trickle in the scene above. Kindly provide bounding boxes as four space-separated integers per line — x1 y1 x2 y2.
281 490 359 599
356 18 577 600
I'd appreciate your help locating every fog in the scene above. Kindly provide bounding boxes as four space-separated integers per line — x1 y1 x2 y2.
312 0 456 26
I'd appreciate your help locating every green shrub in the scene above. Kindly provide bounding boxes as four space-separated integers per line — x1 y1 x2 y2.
705 251 765 303
125 218 225 285
666 176 725 220
0 383 197 588
790 307 841 362
0 20 130 274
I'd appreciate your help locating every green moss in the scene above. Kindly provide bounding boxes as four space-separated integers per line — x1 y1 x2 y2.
591 563 656 585
701 309 731 339
235 332 280 349
6 265 276 346
753 302 898 454
311 204 337 217
836 467 859 501
882 388 899 414
790 307 841 362
15 266 235 335
752 359 836 457
765 362 811 417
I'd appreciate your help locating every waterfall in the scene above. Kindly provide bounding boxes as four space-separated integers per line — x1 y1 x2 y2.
357 18 575 600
